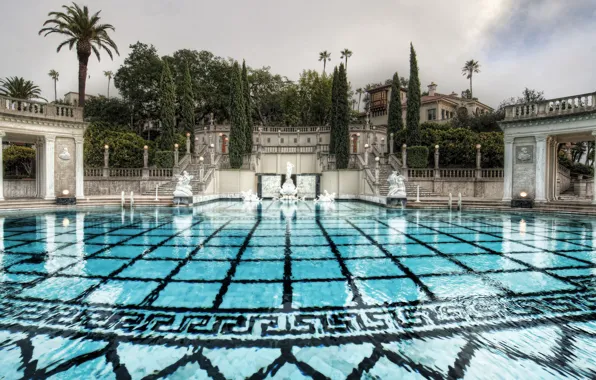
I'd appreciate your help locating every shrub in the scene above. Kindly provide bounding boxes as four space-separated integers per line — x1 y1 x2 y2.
154 151 174 168
571 162 593 176
84 122 149 168
407 146 429 168
4 145 35 177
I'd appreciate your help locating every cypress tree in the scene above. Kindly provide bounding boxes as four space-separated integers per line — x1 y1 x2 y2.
180 63 195 142
229 62 247 168
335 63 350 169
406 43 421 146
242 60 253 154
329 67 339 154
159 61 176 151
387 72 404 151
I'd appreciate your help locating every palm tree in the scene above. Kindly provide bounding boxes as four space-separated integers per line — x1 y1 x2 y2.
461 59 480 98
318 51 331 74
356 88 363 112
39 3 119 108
104 70 113 98
340 49 353 69
48 70 59 102
0 77 46 101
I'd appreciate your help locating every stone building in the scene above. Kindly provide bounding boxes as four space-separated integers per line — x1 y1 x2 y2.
367 82 493 127
63 92 95 107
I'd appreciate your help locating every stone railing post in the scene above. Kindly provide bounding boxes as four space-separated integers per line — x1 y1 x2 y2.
199 156 205 182
258 127 263 152
375 156 380 183
389 133 394 155
194 137 200 158
434 145 440 179
186 133 191 155
174 144 180 169
103 144 109 177
142 145 149 178
401 144 408 180
364 144 369 167
203 126 207 144
380 137 385 158
475 144 482 179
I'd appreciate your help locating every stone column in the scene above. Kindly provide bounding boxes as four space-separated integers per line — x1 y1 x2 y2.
210 144 215 163
0 131 5 201
593 132 596 204
199 156 205 182
186 133 191 155
44 135 55 200
389 133 394 155
75 137 84 199
502 136 514 201
194 137 200 157
380 138 385 157
35 137 44 198
545 137 552 202
375 157 380 183
434 145 440 179
535 135 547 202
103 145 109 177
142 145 149 178
475 144 482 179
174 144 180 168
551 138 558 200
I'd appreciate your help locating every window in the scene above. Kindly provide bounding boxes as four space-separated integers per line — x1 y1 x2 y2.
427 108 437 121
294 138 297 143
267 138 271 143
281 138 284 143
319 137 322 143
450 112 454 119
441 109 445 119
307 137 311 143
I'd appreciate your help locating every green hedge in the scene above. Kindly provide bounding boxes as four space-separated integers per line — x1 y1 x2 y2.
154 151 174 168
393 123 504 168
4 145 35 177
407 146 429 168
84 122 152 168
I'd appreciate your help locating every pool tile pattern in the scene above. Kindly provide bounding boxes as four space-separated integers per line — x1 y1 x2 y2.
0 201 595 378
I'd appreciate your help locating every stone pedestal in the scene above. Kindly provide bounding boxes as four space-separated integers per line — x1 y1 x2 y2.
56 197 76 205
511 199 533 208
173 196 193 206
387 196 407 208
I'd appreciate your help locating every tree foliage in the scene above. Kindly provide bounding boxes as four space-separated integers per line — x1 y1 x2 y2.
39 2 119 107
329 67 339 154
228 62 247 168
4 145 35 177
242 60 253 154
158 61 176 151
180 63 195 136
387 72 404 151
84 122 151 168
335 64 350 169
84 96 131 126
0 77 45 100
406 44 421 146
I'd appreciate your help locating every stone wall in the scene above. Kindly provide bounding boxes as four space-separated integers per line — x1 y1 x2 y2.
4 179 36 198
54 137 76 196
84 179 169 196
410 178 503 199
259 153 318 174
217 170 257 194
320 170 360 196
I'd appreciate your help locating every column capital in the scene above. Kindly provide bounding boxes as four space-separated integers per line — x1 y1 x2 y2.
535 135 547 143
592 130 596 137
504 135 515 144
45 134 56 143
74 136 84 144
0 131 5 138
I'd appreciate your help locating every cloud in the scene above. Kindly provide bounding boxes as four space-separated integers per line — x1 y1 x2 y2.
1 0 595 109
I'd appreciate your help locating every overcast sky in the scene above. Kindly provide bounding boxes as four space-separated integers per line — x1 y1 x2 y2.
2 0 595 108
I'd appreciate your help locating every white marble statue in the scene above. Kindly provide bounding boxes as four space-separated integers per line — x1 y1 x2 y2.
387 171 407 197
173 171 194 197
58 147 71 161
279 162 298 199
241 189 261 202
314 190 336 203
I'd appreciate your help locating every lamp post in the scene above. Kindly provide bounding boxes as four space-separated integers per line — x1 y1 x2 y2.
142 145 149 178
434 145 440 179
476 144 482 179
210 143 215 163
103 144 109 177
174 144 179 169
199 156 204 182
186 133 191 155
389 133 394 155
364 143 369 167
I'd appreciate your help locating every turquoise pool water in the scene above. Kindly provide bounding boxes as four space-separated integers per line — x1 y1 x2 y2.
0 200 595 379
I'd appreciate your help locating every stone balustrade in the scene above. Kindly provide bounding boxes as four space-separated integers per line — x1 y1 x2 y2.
261 145 316 154
503 92 596 121
0 95 83 122
85 167 173 178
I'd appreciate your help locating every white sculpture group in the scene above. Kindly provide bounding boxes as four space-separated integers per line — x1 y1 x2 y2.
387 170 407 198
315 190 335 203
241 189 261 202
173 171 194 197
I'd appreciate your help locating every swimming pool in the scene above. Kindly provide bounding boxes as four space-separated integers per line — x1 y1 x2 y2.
0 200 594 379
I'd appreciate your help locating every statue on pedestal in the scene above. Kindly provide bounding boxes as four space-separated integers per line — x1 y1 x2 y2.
173 171 194 197
387 171 407 198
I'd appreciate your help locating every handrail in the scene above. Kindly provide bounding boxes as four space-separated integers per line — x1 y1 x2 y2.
0 95 84 122
503 92 596 121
